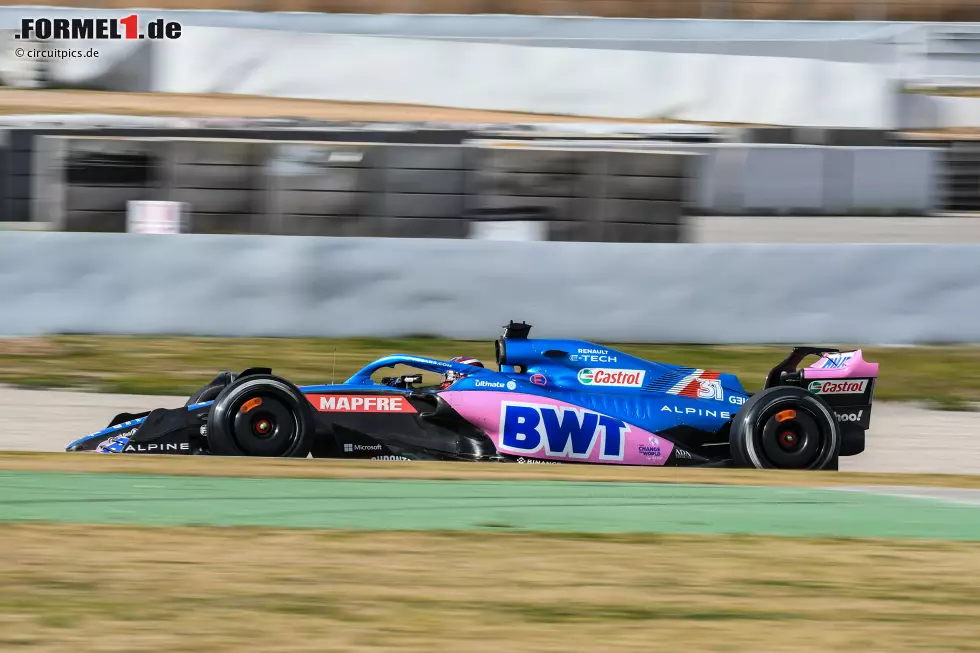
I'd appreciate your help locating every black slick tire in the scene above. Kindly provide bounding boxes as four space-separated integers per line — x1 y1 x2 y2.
729 385 840 470
206 375 313 457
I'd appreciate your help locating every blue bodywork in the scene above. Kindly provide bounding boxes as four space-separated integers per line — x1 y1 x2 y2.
66 338 750 452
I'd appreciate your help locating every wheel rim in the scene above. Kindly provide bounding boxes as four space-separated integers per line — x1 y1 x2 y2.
253 418 273 437
230 395 298 457
757 404 827 469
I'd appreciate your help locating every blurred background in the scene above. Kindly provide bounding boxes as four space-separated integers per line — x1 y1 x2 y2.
0 0 979 245
0 0 979 344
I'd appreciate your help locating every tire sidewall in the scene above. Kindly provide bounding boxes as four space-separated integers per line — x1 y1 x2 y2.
730 386 840 470
206 375 313 457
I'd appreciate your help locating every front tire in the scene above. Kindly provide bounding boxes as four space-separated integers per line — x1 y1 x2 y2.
206 375 313 457
729 386 840 470
185 371 238 407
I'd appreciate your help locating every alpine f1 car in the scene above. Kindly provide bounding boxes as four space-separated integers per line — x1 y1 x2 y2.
66 322 878 470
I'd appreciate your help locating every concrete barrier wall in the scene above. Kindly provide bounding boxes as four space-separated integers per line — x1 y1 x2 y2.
2 15 977 129
690 215 980 243
679 144 939 215
155 30 894 129
0 26 894 129
898 94 980 131
2 232 980 344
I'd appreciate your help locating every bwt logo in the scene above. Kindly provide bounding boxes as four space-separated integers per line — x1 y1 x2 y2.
16 16 182 41
498 402 627 460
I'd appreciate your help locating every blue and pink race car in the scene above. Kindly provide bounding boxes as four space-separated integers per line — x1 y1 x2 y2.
67 321 878 470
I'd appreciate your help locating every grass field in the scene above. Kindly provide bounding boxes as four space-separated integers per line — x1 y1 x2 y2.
906 87 980 98
0 88 671 123
2 524 979 652
2 89 976 138
2 336 980 409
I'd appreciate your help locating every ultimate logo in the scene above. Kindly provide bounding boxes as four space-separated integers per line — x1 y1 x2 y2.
16 15 182 40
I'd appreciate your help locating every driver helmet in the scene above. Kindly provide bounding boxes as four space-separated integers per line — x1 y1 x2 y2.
441 356 485 389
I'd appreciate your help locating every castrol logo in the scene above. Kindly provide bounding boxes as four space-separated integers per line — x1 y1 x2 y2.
807 379 869 395
577 368 646 387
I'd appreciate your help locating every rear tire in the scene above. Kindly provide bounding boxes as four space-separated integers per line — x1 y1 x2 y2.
206 375 313 457
730 386 840 470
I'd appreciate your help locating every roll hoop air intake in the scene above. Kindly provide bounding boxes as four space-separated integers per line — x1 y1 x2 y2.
495 320 532 366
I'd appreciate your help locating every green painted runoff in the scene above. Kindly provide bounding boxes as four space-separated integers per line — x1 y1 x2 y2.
1 471 979 539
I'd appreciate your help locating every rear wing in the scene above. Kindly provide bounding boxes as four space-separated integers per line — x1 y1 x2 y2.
802 350 880 381
765 348 879 456
764 347 879 389
764 347 840 389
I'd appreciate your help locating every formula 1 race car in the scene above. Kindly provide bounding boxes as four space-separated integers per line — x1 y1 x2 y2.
66 322 878 470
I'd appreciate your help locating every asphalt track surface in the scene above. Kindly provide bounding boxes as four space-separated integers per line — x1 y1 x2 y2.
1 387 978 474
2 471 980 539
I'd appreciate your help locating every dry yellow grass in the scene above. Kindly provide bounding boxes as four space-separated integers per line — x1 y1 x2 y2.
0 89 671 123
5 336 980 408
4 451 980 488
2 89 977 138
2 524 980 652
